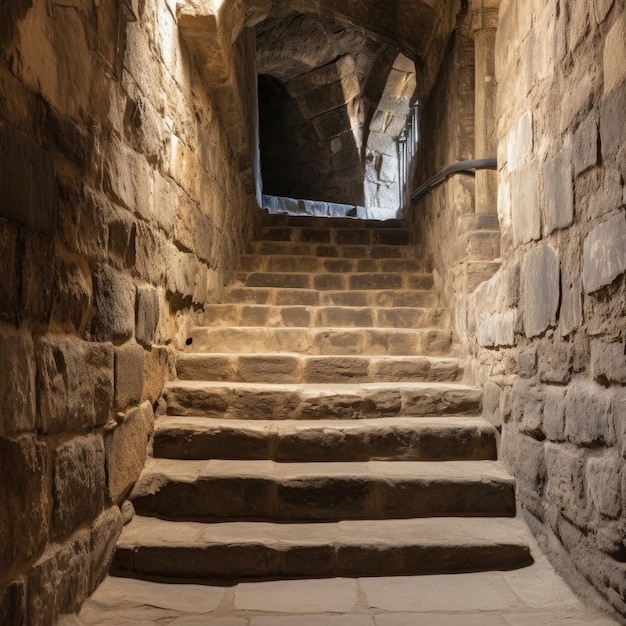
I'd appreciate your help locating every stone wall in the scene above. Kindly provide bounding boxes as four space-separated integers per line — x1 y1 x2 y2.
466 0 626 618
0 0 260 623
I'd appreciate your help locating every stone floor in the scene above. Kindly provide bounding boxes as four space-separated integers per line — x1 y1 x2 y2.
59 542 618 626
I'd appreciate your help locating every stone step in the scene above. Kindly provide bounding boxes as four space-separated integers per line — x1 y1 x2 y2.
164 381 482 419
223 287 439 307
113 515 532 581
129 459 516 521
261 215 407 230
184 327 453 356
234 271 433 290
200 304 449 329
259 226 410 246
175 353 461 384
245 241 415 259
239 254 425 274
153 416 496 462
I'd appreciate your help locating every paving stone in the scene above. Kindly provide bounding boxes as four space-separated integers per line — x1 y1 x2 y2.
236 578 358 612
375 614 506 626
252 616 373 626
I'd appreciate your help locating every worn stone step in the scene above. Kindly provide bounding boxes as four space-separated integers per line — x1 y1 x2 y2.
200 304 449 329
259 226 410 246
153 416 496 462
129 459 516 521
164 381 482 419
184 327 452 356
234 271 433 290
113 516 532 581
261 215 406 230
245 241 415 259
239 254 425 274
223 287 439 307
175 353 461 384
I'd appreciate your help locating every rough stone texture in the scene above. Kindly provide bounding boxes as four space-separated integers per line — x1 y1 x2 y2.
591 339 626 385
522 244 560 338
52 435 106 540
92 265 136 343
0 333 36 435
582 212 626 294
511 163 541 246
114 344 145 411
0 435 49 577
36 337 114 433
543 150 574 235
135 286 160 347
142 346 170 404
90 507 124 590
586 456 622 519
105 402 154 503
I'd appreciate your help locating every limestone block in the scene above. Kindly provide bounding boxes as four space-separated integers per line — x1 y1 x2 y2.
52 434 106 539
477 310 516 347
543 150 573 235
285 55 356 99
153 171 176 235
518 346 537 378
544 442 586 529
135 221 167 286
21 229 54 330
142 346 169 404
115 343 145 411
564 381 615 447
561 267 583 336
36 337 114 433
136 285 160 347
511 163 541 246
0 121 56 234
0 579 26 626
92 264 136 342
512 381 544 439
604 12 626 94
313 106 352 141
507 111 533 170
90 506 124 590
586 456 622 518
0 220 20 324
0 333 36 435
483 381 503 427
522 243 560 338
539 343 572 384
0 435 48 575
52 257 91 331
573 115 598 176
165 245 197 303
582 212 626 293
105 401 154 502
591 339 626 385
600 82 626 160
26 530 90 625
497 176 511 230
542 386 566 442
45 108 92 171
169 135 201 201
595 0 615 22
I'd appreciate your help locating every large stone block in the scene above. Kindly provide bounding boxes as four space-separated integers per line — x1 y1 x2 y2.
92 264 136 342
511 380 544 439
507 111 533 170
0 435 49 575
561 267 583 336
477 310 516 347
0 121 56 234
52 434 106 539
114 343 145 411
21 229 54 330
136 285 160 347
90 506 123 590
517 346 537 378
586 455 622 518
105 401 154 502
604 12 626 94
0 333 36 435
600 82 626 161
0 578 26 626
539 342 572 384
522 243 560 338
483 381 503 427
591 339 626 385
51 257 91 331
582 212 626 293
573 115 598 176
142 346 169 404
564 381 615 447
26 530 90 626
543 150 573 235
542 386 566 442
36 337 114 433
0 219 20 324
511 162 541 246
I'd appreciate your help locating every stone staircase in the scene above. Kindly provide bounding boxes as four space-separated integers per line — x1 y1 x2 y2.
112 215 532 582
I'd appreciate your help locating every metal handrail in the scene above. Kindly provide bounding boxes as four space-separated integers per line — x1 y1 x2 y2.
410 158 497 204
